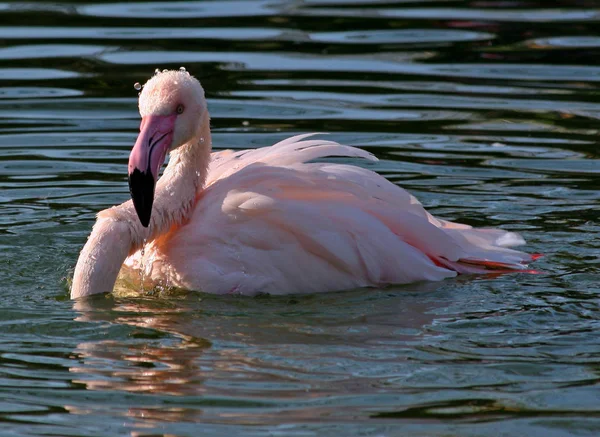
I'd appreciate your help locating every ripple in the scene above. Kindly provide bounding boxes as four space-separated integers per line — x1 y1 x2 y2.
0 87 82 99
0 44 113 60
0 68 82 80
0 132 133 149
0 159 120 176
487 159 600 175
232 89 600 114
0 26 290 41
100 51 600 82
253 78 573 96
100 50 426 71
526 36 600 49
79 0 278 18
304 7 600 22
0 98 135 120
211 97 474 122
311 29 494 44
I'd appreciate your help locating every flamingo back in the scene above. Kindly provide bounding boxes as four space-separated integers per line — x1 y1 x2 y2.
125 134 534 295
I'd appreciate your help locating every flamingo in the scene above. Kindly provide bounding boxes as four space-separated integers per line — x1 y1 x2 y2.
71 69 536 299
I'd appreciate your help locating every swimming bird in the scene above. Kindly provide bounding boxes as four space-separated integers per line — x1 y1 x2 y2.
71 69 536 299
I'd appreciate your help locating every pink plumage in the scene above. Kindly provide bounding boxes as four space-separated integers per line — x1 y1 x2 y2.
71 70 536 299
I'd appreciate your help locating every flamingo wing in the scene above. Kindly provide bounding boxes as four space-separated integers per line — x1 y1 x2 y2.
133 134 533 295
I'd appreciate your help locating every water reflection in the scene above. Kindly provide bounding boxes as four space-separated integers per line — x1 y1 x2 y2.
72 299 209 397
69 283 448 404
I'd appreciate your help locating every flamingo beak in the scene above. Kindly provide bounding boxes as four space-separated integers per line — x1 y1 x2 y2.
128 114 176 227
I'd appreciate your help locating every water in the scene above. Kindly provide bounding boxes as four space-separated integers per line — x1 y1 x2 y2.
1 0 600 435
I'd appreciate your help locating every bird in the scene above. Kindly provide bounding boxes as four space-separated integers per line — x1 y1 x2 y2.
70 69 537 299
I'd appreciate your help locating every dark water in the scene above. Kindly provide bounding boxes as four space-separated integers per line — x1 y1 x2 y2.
1 1 600 435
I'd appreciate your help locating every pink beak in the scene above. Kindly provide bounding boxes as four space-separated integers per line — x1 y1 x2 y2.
128 114 176 227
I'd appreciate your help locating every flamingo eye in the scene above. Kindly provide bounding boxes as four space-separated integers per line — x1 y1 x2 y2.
176 104 184 114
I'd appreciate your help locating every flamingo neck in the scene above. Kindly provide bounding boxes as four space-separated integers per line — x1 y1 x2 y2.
71 112 212 298
140 111 212 243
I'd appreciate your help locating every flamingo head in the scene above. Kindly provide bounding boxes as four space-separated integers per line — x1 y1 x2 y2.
128 69 206 227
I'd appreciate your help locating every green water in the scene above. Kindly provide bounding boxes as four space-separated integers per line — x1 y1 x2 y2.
1 1 600 435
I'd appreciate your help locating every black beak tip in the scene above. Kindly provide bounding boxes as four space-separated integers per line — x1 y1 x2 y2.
128 168 155 228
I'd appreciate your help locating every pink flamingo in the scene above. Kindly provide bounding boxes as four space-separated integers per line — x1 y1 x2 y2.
71 69 536 299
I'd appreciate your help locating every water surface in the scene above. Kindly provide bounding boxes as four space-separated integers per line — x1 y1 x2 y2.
1 0 600 436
